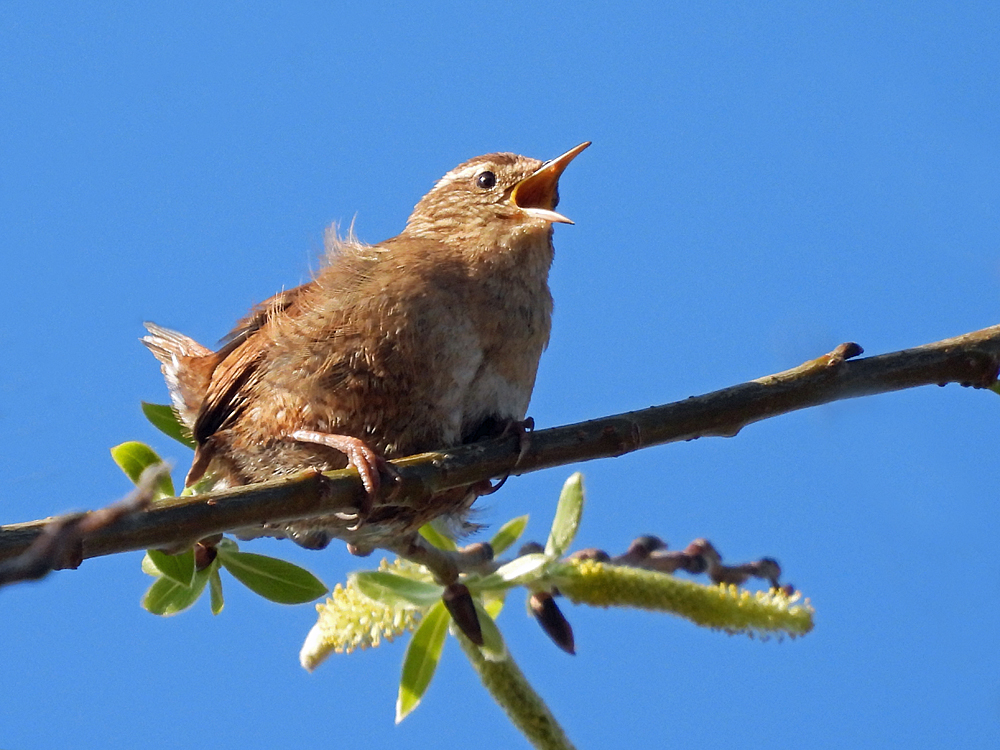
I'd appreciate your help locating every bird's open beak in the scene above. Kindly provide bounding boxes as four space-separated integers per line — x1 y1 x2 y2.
510 141 590 224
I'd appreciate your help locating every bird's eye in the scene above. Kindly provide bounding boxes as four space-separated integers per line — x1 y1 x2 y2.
476 171 497 190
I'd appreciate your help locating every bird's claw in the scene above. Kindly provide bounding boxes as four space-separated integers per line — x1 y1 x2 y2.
477 417 535 496
290 429 393 529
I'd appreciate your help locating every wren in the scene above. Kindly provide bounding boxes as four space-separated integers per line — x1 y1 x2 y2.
144 142 589 552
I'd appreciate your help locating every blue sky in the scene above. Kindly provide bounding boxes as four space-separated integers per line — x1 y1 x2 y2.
2 3 998 748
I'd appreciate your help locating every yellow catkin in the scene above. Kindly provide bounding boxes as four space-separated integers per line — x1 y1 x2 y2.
299 559 425 671
456 632 576 750
553 559 813 638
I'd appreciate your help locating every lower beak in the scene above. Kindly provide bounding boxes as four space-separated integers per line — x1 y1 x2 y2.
510 141 590 224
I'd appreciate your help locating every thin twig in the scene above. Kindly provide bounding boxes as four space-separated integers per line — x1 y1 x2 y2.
1 324 998 567
0 464 169 587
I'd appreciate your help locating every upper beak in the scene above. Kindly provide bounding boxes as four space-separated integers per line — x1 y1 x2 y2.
510 141 590 224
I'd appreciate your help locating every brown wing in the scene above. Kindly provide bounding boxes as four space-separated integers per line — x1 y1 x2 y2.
187 240 381 484
192 285 305 446
218 286 302 353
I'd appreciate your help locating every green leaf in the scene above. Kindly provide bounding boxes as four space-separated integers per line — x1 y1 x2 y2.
397 601 449 723
482 592 506 620
492 553 550 586
142 401 197 449
472 601 507 662
209 568 225 615
146 548 195 587
352 570 444 608
141 552 161 577
418 523 458 552
489 515 529 557
217 549 328 604
545 472 584 558
110 441 174 499
142 567 211 616
469 552 550 594
217 537 239 552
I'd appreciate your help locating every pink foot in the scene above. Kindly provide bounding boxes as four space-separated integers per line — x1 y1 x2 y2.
290 430 392 524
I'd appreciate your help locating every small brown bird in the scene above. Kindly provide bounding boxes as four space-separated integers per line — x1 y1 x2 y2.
144 142 589 552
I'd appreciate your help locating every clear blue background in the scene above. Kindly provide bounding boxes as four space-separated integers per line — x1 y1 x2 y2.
2 3 998 748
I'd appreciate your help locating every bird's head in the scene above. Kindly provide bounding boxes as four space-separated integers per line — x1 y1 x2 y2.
405 142 590 253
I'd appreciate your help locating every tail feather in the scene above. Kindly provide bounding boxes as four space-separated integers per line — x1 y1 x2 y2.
141 322 216 430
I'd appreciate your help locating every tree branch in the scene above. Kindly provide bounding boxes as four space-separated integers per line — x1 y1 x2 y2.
0 464 166 587
2 324 998 568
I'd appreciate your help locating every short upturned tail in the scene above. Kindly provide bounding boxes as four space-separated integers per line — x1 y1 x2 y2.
141 322 215 430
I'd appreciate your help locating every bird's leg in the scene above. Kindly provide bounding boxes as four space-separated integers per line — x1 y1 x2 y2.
289 430 397 525
476 417 534 496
